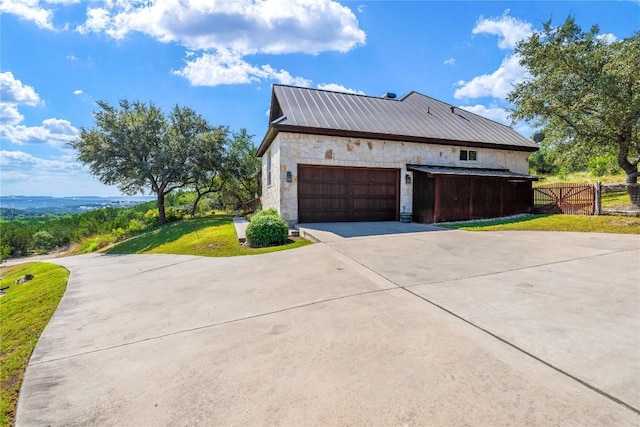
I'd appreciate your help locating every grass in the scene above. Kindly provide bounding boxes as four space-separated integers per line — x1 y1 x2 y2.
0 262 69 427
535 171 627 185
440 214 640 234
107 215 312 256
602 191 631 208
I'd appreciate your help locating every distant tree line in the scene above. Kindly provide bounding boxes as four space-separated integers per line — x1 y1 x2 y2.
0 202 154 258
0 185 250 260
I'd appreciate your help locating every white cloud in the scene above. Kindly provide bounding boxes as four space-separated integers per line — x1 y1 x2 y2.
454 54 530 100
0 149 83 173
472 10 533 49
0 0 54 30
444 58 455 65
174 49 311 87
459 104 511 125
0 104 24 125
0 118 79 147
0 71 41 105
316 83 364 94
76 6 111 34
75 0 366 55
597 33 617 44
73 89 83 95
0 71 79 150
0 149 105 196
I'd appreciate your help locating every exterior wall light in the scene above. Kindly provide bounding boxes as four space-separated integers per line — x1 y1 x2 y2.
286 171 293 182
405 174 412 184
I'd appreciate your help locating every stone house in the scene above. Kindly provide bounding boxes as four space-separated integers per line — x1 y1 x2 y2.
257 85 538 225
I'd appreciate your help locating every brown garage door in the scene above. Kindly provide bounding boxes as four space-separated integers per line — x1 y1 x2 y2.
298 165 399 223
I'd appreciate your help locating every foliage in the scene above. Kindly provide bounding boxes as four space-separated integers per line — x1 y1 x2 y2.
534 171 627 186
183 126 228 217
528 144 558 175
0 262 69 427
0 224 32 256
107 215 310 256
587 153 621 177
0 201 155 258
249 207 279 221
31 231 54 251
440 214 640 234
218 130 261 210
142 207 183 226
245 215 289 248
508 17 640 185
72 100 214 225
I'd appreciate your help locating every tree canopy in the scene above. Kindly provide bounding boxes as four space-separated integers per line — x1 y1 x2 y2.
508 17 640 184
72 100 220 224
72 100 260 224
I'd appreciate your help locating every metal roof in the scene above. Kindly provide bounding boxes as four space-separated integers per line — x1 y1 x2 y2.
257 85 539 156
407 165 538 180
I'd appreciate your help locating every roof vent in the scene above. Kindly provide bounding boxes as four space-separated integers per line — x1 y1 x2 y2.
450 106 455 113
383 92 397 99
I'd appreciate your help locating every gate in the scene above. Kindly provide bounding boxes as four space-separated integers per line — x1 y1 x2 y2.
533 183 595 215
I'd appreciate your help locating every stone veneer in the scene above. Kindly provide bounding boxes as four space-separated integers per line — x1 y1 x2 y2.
262 132 530 225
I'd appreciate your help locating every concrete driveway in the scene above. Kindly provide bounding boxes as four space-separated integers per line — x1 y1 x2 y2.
16 224 640 426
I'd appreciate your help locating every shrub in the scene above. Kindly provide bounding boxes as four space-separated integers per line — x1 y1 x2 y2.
249 207 279 222
32 230 54 250
143 208 182 225
0 224 32 256
587 153 620 177
127 219 147 233
245 214 289 248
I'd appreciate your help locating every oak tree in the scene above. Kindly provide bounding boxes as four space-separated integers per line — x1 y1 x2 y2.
508 18 639 199
72 100 212 224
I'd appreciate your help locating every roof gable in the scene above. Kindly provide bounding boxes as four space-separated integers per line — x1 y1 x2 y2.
257 85 538 156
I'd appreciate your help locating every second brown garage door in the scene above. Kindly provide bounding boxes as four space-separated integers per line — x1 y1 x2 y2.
298 165 399 223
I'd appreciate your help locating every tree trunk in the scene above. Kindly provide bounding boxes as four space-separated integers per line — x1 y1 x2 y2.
156 192 166 225
191 193 204 218
617 133 640 206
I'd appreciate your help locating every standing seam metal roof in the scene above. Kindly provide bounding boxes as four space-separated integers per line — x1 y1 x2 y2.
257 85 539 156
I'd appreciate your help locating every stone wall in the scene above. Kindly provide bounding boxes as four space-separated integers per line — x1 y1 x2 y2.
263 132 531 224
261 138 281 215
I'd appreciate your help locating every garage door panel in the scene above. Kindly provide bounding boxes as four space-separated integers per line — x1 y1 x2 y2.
298 165 399 223
300 197 348 210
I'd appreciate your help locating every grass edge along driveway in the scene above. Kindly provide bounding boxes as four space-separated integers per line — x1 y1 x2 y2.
0 262 69 427
107 215 311 256
440 214 640 234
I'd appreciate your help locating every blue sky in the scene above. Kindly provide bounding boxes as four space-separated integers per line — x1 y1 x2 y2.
1 0 638 196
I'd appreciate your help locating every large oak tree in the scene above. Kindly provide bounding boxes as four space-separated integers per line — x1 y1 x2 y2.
72 100 214 225
508 18 639 200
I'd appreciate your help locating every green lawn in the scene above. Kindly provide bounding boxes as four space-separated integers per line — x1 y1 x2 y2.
601 191 631 207
0 262 69 427
440 214 640 234
534 171 627 185
107 215 312 256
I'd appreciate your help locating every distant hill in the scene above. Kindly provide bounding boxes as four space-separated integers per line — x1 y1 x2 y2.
0 196 155 216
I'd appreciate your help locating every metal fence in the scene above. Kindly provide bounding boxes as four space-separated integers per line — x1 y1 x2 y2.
533 183 595 215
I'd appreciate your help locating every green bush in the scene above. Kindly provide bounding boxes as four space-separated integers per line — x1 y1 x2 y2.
0 224 32 256
245 215 289 248
587 153 620 177
144 207 183 225
32 230 54 250
249 207 279 222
